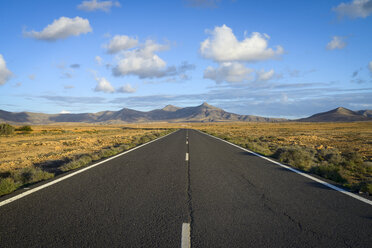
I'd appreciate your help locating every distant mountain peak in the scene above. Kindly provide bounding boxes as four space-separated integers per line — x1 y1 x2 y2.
199 102 218 109
331 107 355 115
162 105 181 112
298 106 371 122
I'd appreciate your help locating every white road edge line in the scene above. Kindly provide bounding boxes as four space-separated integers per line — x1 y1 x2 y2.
198 130 372 206
181 223 191 248
0 130 178 208
186 153 189 161
186 140 188 145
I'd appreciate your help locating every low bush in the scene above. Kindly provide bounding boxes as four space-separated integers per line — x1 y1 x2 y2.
60 155 93 172
273 146 314 170
15 125 33 132
244 141 272 156
351 181 372 194
342 151 364 170
309 164 347 184
12 167 54 184
0 178 19 196
0 123 15 135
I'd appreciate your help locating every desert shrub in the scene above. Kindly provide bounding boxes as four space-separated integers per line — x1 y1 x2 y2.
138 135 151 144
12 167 54 184
316 148 343 165
274 146 314 170
0 178 19 196
91 153 101 161
342 151 364 169
309 165 347 184
60 155 92 172
363 161 372 174
15 125 33 132
0 123 15 135
351 181 372 194
98 148 117 158
119 144 130 151
244 141 272 156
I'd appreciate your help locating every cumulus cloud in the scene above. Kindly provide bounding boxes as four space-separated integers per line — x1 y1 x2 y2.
333 0 372 19
112 40 170 78
200 24 284 63
326 36 347 50
204 62 254 83
95 56 103 65
24 16 92 41
0 54 12 85
104 35 139 54
59 110 71 114
94 77 115 93
78 0 120 12
256 69 275 82
117 83 136 93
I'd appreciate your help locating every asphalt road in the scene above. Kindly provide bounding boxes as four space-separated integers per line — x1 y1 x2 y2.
0 129 371 247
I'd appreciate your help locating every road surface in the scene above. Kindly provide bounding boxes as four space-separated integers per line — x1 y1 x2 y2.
0 129 371 247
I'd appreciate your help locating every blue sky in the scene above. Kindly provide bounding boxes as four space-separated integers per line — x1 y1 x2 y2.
0 0 371 118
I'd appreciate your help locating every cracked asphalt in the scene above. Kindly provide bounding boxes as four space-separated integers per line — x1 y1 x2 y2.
0 129 371 247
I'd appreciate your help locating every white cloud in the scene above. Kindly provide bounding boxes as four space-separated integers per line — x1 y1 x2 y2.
64 85 75 89
200 24 284 63
95 56 103 65
104 35 138 54
326 36 347 50
28 74 36 80
112 40 169 78
59 110 71 114
369 61 372 73
204 62 254 83
256 69 275 82
333 0 372 19
24 16 92 41
94 76 115 93
0 54 12 85
117 83 136 93
78 0 120 12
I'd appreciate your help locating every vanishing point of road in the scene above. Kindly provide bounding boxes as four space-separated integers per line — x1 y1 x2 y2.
0 129 371 247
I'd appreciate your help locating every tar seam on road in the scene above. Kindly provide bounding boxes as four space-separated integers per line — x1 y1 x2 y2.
185 130 193 247
198 130 372 206
0 130 179 208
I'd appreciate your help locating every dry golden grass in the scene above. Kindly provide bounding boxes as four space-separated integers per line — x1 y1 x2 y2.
190 122 372 160
0 124 171 173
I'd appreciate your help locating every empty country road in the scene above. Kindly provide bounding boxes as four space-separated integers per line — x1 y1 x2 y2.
0 129 371 247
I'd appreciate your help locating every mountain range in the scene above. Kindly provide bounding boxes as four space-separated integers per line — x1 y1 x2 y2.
297 107 372 122
0 103 371 124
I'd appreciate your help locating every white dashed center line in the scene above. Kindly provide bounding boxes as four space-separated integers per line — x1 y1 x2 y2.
181 223 191 248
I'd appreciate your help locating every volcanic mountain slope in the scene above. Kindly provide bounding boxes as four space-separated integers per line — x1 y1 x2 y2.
297 107 372 122
0 103 286 124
